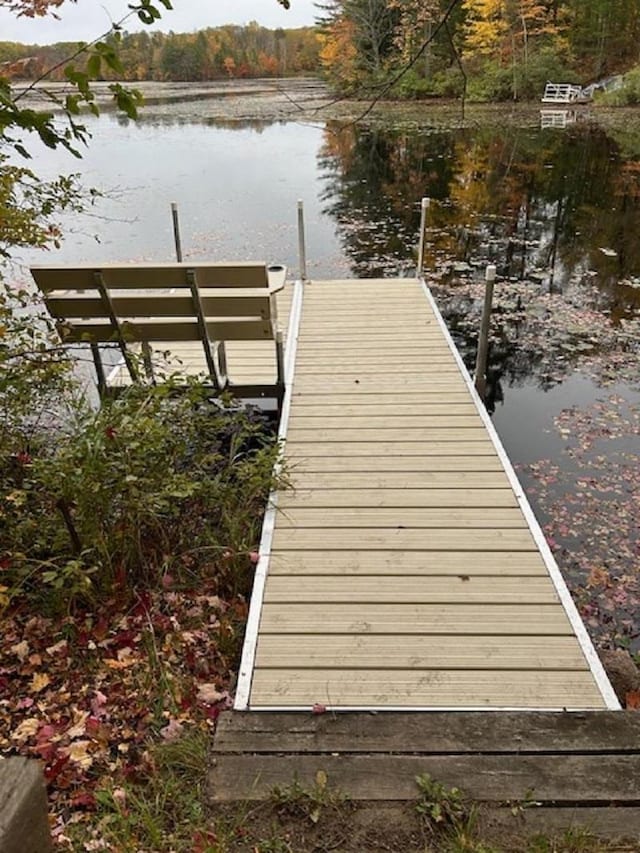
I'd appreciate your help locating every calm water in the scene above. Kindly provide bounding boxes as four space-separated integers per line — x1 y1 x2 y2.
12 94 640 645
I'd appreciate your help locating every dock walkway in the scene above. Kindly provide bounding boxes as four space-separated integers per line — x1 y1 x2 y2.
236 278 617 711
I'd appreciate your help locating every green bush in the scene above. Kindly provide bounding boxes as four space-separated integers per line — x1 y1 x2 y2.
467 50 575 102
598 67 640 105
466 59 515 102
1 294 283 612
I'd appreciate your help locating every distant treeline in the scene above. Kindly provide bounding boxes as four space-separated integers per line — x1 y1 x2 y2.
0 24 321 81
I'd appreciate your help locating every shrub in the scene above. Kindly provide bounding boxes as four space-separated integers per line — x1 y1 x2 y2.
598 66 640 105
2 357 283 612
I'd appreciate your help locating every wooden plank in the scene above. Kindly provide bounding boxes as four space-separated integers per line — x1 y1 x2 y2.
262 576 557 604
45 291 271 320
285 442 496 457
0 757 53 853
294 363 460 374
288 404 478 417
258 602 569 634
286 473 511 490
296 342 452 351
286 428 490 443
271 528 537 551
254 635 586 670
279 488 517 509
288 416 484 429
287 456 504 473
31 262 270 291
292 378 469 393
268 551 547 576
210 753 633 802
276 507 528 529
299 322 440 332
249 669 604 708
216 710 640 755
290 393 473 406
59 317 273 344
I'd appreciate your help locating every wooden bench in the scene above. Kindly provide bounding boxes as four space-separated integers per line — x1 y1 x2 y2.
30 262 287 404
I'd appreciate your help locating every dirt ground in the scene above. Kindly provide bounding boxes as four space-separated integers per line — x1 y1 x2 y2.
213 799 638 853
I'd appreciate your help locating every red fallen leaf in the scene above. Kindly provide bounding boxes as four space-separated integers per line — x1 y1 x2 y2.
205 704 222 721
626 690 640 710
44 753 70 782
312 703 327 715
90 691 108 719
70 791 97 810
93 616 110 641
36 723 58 743
193 829 217 852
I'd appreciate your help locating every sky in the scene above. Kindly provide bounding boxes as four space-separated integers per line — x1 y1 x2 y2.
0 0 318 44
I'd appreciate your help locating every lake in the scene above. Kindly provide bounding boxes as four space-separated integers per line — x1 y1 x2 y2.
12 81 640 651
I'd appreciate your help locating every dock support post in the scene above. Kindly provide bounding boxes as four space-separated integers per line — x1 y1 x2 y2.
297 199 307 281
416 197 430 277
171 202 183 262
474 264 496 399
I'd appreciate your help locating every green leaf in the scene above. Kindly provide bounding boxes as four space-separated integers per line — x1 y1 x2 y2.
87 54 102 79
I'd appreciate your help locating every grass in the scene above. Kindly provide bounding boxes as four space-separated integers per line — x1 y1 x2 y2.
64 740 638 852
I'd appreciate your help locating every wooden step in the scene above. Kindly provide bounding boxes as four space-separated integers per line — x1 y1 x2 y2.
209 711 640 835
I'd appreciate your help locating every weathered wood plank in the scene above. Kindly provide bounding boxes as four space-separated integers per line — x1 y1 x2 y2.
262 576 557 604
209 753 637 802
255 635 583 669
271 528 537 551
215 710 640 755
267 551 547 575
278 488 518 509
259 603 570 635
275 507 528 529
249 669 605 709
0 757 53 853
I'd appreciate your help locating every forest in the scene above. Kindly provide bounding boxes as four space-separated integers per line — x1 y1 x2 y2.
0 23 320 82
2 0 640 100
317 0 640 100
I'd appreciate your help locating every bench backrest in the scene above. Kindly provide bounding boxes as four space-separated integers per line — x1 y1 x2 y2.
30 262 278 344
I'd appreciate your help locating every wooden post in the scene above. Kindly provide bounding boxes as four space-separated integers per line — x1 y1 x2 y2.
0 757 52 853
171 202 183 263
297 200 307 282
93 271 139 384
474 264 496 399
416 197 430 277
90 342 107 397
186 268 220 390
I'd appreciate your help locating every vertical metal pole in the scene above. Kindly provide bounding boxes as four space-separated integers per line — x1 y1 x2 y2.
171 202 183 262
297 199 307 282
416 197 430 277
474 264 496 399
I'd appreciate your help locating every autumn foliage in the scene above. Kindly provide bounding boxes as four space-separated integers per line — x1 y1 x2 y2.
318 0 640 100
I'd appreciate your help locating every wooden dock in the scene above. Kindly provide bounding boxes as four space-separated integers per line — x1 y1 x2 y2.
235 277 617 711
